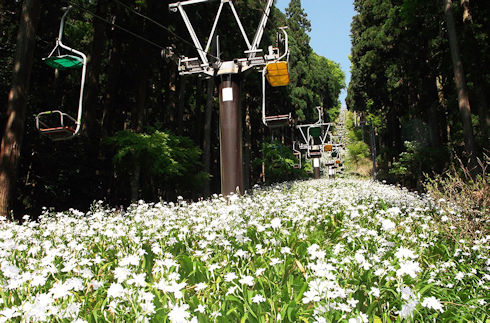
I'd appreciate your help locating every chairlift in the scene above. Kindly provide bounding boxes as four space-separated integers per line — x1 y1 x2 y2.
35 6 87 141
262 27 291 127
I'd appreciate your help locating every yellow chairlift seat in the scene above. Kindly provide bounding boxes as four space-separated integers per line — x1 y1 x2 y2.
266 61 289 87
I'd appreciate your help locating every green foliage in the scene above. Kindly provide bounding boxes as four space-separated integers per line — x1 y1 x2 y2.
390 141 449 189
257 140 308 184
106 130 208 200
347 141 370 168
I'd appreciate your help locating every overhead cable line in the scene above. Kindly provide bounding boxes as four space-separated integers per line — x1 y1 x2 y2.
111 0 219 61
67 1 167 51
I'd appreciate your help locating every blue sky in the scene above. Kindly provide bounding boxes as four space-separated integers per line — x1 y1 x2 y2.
274 0 356 107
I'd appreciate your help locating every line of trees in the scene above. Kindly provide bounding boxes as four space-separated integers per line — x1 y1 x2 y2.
0 0 345 219
347 0 488 189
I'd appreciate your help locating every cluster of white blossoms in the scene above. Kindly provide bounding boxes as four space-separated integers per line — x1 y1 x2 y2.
0 178 488 322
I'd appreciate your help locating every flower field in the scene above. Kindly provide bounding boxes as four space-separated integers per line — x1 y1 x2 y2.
0 178 488 322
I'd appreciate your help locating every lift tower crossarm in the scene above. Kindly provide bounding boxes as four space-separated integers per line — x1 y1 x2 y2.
171 1 209 66
168 0 213 10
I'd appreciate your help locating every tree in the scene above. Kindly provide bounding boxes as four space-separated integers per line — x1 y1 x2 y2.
0 0 41 219
443 0 476 159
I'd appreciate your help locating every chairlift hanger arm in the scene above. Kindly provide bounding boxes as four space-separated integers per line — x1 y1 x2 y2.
249 0 274 59
39 6 87 139
204 2 224 53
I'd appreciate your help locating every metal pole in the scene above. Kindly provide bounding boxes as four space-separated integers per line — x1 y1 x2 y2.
313 158 320 179
370 123 377 180
219 74 243 195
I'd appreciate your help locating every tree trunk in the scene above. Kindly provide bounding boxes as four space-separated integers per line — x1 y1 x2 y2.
443 0 476 159
167 69 177 130
193 78 203 143
84 0 107 140
176 76 187 136
425 76 443 147
202 78 214 197
0 0 41 219
436 75 452 147
129 59 149 202
460 0 472 22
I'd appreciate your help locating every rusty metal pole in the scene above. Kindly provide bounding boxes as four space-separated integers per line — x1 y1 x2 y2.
218 74 243 195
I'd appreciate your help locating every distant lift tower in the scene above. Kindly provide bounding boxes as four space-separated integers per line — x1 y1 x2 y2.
169 0 286 195
296 107 333 179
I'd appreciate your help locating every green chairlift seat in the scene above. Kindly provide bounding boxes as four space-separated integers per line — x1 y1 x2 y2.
43 55 83 70
309 126 322 138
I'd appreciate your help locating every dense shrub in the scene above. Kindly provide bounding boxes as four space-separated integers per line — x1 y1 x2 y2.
106 129 208 202
256 140 309 184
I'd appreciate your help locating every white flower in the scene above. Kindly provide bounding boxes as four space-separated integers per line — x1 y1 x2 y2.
455 272 465 280
256 268 266 276
270 218 282 229
50 281 71 299
234 249 249 258
141 301 156 315
397 299 418 319
194 282 207 291
381 219 396 231
127 273 147 287
120 254 140 266
280 247 291 254
194 304 206 313
269 258 283 266
113 266 131 283
302 290 320 304
226 286 238 295
168 303 191 323
107 283 125 298
251 294 266 303
239 275 254 286
0 307 20 322
421 296 444 312
395 247 418 260
348 312 368 323
224 272 237 282
368 287 380 297
396 260 421 278
89 280 103 290
347 298 359 308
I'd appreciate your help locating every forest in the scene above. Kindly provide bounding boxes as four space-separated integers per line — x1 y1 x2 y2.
346 0 489 190
0 0 344 219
